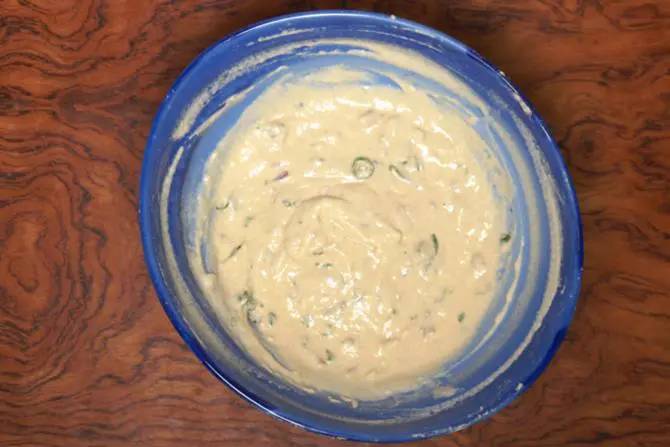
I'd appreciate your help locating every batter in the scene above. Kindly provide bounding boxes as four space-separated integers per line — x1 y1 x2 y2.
193 67 510 399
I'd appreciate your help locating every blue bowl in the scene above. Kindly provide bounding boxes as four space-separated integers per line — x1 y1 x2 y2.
139 10 583 442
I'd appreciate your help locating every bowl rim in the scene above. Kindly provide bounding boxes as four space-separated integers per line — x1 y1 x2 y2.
139 9 584 443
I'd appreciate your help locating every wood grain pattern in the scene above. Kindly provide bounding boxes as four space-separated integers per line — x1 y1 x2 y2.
1 0 669 445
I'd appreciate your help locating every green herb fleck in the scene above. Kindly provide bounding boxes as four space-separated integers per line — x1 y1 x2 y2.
282 199 295 207
323 323 335 337
237 290 255 306
431 233 439 254
223 244 243 263
267 312 276 327
389 164 410 181
325 349 335 363
244 216 254 227
421 325 436 337
352 157 375 180
316 262 333 269
500 233 512 244
458 312 466 323
215 201 230 211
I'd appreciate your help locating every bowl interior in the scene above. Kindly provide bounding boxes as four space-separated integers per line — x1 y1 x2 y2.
140 11 583 442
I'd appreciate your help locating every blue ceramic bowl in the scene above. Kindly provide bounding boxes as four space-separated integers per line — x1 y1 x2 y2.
139 11 583 442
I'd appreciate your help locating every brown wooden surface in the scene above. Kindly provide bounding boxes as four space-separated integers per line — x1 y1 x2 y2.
1 0 669 445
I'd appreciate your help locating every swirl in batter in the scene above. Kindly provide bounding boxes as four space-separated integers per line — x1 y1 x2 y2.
194 67 510 399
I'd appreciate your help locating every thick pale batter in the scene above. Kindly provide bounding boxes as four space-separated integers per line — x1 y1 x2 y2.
193 67 510 399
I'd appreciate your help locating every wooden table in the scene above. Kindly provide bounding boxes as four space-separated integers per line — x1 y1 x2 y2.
2 0 669 445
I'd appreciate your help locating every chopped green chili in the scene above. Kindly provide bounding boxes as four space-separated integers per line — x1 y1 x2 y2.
239 291 259 325
416 234 439 268
352 156 375 179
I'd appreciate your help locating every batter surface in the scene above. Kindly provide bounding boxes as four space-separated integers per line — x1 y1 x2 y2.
193 67 509 399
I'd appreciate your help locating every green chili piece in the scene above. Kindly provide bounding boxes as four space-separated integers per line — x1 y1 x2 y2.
246 308 259 325
352 157 375 179
237 290 255 306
